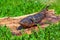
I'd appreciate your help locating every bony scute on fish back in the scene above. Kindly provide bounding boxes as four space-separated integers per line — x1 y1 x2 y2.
20 5 50 28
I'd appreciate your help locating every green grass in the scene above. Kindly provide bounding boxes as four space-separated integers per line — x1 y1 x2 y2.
0 0 44 17
0 0 60 40
0 0 60 17
0 23 60 40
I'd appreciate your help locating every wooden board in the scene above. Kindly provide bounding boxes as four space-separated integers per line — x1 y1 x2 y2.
0 9 60 36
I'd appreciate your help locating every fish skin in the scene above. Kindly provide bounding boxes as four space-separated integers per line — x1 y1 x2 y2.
20 5 49 28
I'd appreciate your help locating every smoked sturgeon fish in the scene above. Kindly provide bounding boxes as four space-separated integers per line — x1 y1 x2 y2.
20 6 49 28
